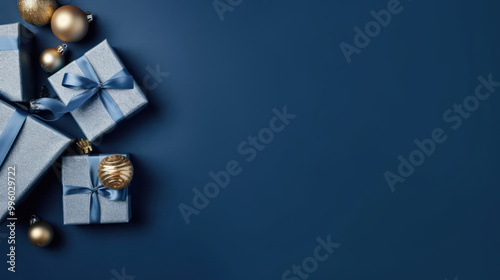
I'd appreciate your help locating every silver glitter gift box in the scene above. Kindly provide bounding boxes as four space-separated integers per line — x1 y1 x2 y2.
0 23 34 102
62 154 132 225
0 100 72 222
48 40 148 142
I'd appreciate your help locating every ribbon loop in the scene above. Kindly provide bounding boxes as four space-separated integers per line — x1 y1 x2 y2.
100 75 134 89
62 73 99 90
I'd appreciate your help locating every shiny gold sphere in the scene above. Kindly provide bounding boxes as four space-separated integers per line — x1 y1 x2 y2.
40 47 65 73
51 5 90 43
28 221 54 247
18 0 58 26
98 155 134 190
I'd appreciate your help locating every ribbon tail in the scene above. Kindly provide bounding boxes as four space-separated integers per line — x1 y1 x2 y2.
99 90 124 123
32 87 100 121
97 70 134 123
65 88 100 111
31 98 68 121
89 191 101 224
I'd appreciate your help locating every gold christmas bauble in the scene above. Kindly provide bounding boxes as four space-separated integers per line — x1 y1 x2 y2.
18 0 58 26
51 5 91 43
28 216 54 247
98 155 134 190
40 44 67 74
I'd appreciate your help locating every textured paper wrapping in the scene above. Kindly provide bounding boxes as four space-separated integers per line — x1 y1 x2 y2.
0 23 34 102
48 40 148 142
62 154 132 225
0 100 72 221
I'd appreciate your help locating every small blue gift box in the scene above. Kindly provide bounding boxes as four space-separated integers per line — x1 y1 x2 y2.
47 40 148 142
0 23 34 102
62 154 132 225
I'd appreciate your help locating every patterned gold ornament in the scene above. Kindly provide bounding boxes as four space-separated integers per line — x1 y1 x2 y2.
51 5 93 43
98 155 134 190
76 139 92 154
27 215 54 247
18 0 58 26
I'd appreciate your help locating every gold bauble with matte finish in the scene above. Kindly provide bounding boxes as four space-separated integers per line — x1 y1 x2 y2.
18 0 58 26
40 44 67 74
51 5 91 43
98 155 134 190
28 216 54 247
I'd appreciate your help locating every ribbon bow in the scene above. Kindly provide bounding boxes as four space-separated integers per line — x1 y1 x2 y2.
0 110 27 168
0 36 19 51
63 156 128 224
33 56 134 122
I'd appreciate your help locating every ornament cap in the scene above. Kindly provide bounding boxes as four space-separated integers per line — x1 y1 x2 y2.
30 215 40 225
57 44 68 55
86 12 93 23
29 100 40 114
76 139 93 154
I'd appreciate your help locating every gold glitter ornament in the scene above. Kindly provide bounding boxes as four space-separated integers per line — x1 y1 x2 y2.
51 5 93 43
18 0 58 26
98 155 134 190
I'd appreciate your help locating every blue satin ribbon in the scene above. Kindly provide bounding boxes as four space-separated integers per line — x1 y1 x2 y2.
0 37 19 51
0 110 27 168
34 55 134 122
63 156 128 224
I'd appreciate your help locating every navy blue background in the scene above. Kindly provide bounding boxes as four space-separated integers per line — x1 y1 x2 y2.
1 0 499 279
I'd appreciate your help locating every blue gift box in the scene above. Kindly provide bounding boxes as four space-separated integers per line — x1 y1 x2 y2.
0 23 34 102
48 40 148 142
62 154 132 225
